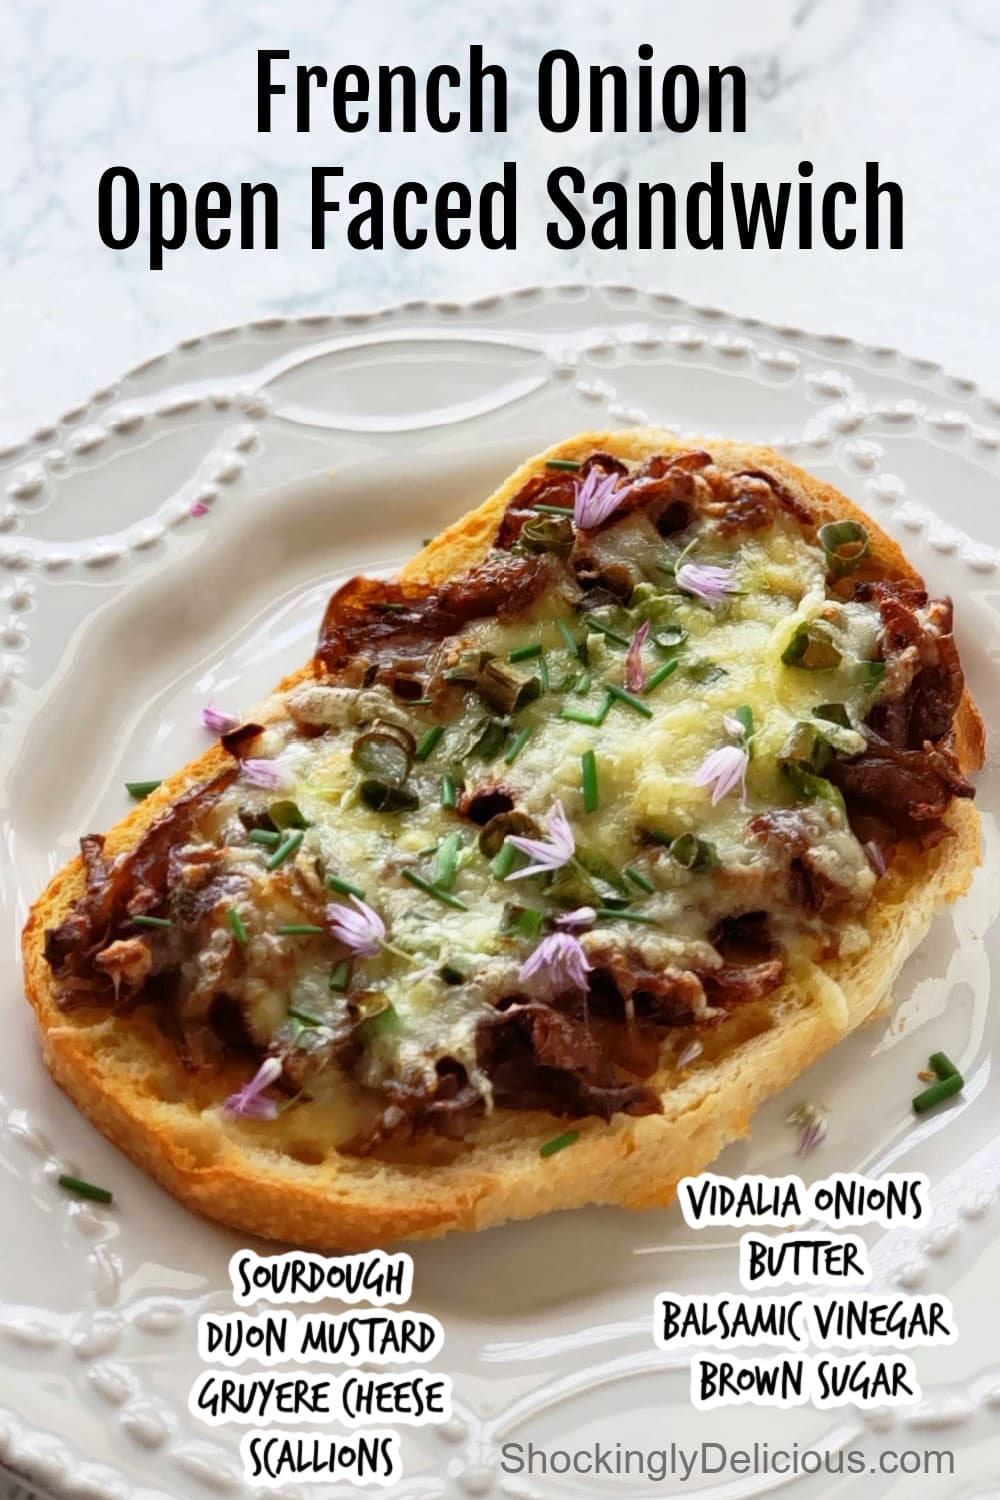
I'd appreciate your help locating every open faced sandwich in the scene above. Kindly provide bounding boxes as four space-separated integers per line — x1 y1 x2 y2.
23 431 983 1248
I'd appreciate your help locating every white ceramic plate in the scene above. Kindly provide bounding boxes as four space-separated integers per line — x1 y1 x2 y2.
2 286 999 1500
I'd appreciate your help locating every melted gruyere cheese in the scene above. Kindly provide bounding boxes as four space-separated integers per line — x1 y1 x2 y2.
193 502 885 1118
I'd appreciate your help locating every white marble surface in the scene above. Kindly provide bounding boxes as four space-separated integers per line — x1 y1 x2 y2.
2 4 1000 1498
2 0 1000 448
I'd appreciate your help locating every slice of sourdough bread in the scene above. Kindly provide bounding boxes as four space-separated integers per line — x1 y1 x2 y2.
22 432 984 1249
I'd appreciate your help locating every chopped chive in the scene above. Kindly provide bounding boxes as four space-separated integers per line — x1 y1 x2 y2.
401 868 468 909
329 959 351 992
132 914 172 929
58 1173 113 1204
125 779 160 800
249 828 282 846
289 1006 322 1026
277 923 325 936
912 1073 963 1115
440 772 458 809
415 725 445 761
408 696 434 706
540 1130 579 1158
581 749 599 813
492 841 518 879
228 908 249 945
534 502 576 515
557 619 583 658
929 1051 962 1082
586 617 631 647
645 658 680 694
433 831 462 891
267 829 304 870
575 671 592 696
505 727 533 764
537 653 550 693
326 872 366 899
560 693 612 727
505 905 545 939
624 866 656 894
509 642 543 662
606 683 654 718
594 907 657 924
545 458 582 472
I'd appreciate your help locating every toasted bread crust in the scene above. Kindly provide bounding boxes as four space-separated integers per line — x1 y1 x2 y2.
21 432 984 1248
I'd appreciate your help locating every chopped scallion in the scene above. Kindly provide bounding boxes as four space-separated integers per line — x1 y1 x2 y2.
432 831 462 891
267 829 304 870
505 727 533 765
540 1130 579 1158
329 959 351 992
401 868 468 909
586 617 631 647
557 619 583 659
912 1073 963 1115
581 749 599 813
228 908 248 945
606 683 654 718
415 725 445 761
645 658 680 694
58 1174 112 1204
491 841 518 879
125 780 160 800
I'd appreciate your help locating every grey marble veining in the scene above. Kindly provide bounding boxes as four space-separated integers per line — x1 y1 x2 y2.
1 0 999 446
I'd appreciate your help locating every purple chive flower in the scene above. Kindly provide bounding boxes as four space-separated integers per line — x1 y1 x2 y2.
677 1039 703 1069
326 895 385 958
202 703 240 735
624 619 651 694
240 758 294 792
573 468 631 530
694 714 751 807
555 906 597 932
506 800 576 880
864 839 887 878
519 932 593 996
190 501 210 518
676 561 738 606
787 1102 828 1157
225 1055 283 1120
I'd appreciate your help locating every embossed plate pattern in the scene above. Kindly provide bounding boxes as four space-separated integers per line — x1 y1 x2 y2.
1 285 999 1500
